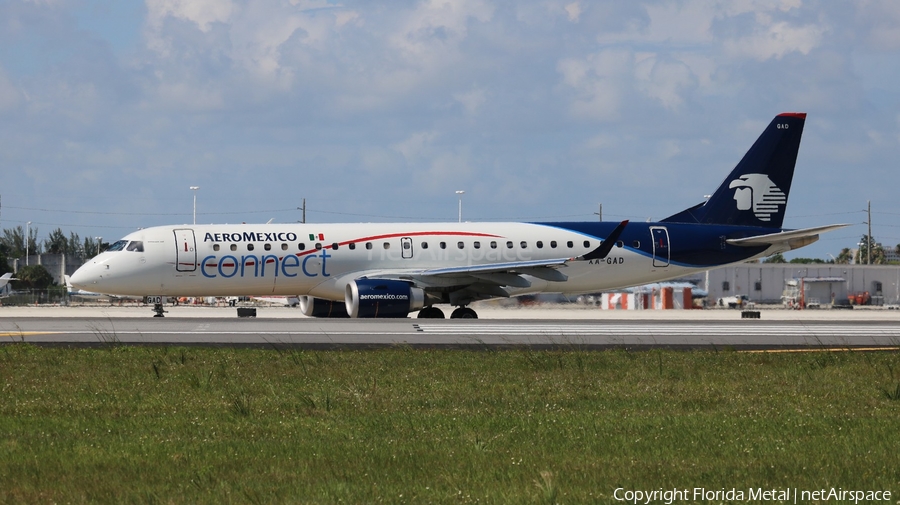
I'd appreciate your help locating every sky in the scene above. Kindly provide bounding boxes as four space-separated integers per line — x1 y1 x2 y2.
1 0 899 260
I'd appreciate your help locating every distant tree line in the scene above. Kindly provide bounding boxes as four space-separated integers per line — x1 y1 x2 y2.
763 234 900 265
0 226 109 289
0 226 107 260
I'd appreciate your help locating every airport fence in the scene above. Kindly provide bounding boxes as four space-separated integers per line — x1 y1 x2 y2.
1 287 69 306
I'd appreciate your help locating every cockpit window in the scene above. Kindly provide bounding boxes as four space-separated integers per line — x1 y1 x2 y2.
106 240 128 252
126 241 144 252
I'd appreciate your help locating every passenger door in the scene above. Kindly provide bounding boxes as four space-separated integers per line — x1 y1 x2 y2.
650 227 670 267
174 229 197 272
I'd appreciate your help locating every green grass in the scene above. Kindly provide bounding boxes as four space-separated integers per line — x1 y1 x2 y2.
1 345 899 503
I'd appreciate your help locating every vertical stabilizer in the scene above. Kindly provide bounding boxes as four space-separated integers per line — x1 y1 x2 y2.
663 113 806 228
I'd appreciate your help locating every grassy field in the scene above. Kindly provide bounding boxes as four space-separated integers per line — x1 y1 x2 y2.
1 344 899 504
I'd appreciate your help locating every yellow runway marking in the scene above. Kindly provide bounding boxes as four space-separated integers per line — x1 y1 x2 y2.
0 332 58 336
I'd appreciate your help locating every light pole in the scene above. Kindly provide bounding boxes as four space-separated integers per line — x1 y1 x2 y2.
95 237 102 256
456 190 465 223
190 186 200 224
25 221 31 266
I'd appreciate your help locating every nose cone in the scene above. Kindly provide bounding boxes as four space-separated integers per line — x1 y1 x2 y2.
69 262 101 290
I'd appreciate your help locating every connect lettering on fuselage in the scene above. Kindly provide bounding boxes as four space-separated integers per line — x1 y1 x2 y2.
200 249 330 279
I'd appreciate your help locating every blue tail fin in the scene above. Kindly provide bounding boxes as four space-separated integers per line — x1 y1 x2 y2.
662 112 806 228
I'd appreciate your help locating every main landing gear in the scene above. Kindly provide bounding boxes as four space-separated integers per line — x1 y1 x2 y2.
152 303 167 318
416 306 479 319
417 306 445 318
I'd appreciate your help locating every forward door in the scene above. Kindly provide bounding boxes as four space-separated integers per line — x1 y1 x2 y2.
174 229 197 272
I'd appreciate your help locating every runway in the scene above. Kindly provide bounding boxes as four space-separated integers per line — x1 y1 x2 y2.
3 306 900 349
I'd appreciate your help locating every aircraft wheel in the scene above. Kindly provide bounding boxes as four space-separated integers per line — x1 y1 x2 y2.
450 307 478 319
417 307 445 319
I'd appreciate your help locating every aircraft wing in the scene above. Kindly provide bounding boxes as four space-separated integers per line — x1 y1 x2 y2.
364 257 570 291
726 224 850 251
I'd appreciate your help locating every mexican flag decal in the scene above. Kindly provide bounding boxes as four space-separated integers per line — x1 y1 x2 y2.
309 233 325 241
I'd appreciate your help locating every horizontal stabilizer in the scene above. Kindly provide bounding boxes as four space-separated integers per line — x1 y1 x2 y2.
726 224 850 248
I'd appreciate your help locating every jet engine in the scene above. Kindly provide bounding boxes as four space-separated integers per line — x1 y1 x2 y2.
344 279 425 318
299 296 349 318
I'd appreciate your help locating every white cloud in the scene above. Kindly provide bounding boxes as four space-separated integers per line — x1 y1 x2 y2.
565 2 582 22
453 88 486 115
0 66 20 112
393 131 439 163
634 54 695 109
389 0 493 60
557 50 632 120
856 0 900 49
723 21 825 60
146 0 234 32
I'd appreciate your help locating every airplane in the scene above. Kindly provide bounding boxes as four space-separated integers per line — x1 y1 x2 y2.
251 296 300 307
69 113 847 319
0 273 17 296
65 274 109 300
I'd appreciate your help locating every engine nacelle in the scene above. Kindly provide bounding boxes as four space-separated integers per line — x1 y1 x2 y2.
344 279 425 318
299 295 349 318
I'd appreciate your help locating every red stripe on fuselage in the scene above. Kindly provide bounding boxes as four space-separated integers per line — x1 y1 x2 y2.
201 230 503 267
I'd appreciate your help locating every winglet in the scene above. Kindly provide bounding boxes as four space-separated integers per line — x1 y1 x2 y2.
581 220 628 260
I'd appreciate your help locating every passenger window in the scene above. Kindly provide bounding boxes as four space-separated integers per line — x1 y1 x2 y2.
315 243 322 250
632 240 640 248
230 244 237 251
403 242 411 250
213 244 220 252
264 243 272 251
616 241 624 248
298 243 306 251
567 241 574 248
332 243 339 250
440 242 447 249
490 241 497 249
458 242 465 249
474 241 481 249
421 242 429 249
383 242 390 249
583 240 590 248
536 241 543 249
520 241 528 249
281 243 288 251
550 241 557 248
247 243 255 251
349 243 356 250
506 241 513 249
366 242 373 250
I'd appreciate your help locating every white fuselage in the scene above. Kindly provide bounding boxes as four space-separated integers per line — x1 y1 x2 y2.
69 222 699 300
